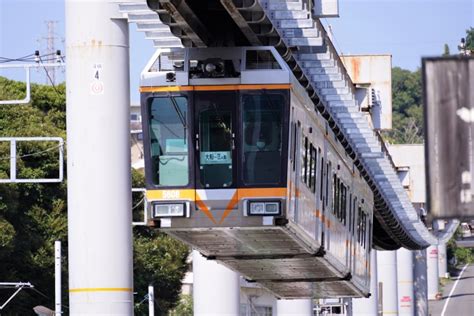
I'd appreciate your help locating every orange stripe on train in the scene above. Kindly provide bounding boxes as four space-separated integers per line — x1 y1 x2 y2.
140 84 291 93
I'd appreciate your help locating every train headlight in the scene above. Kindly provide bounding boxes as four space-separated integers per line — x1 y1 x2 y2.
153 203 185 217
248 201 281 215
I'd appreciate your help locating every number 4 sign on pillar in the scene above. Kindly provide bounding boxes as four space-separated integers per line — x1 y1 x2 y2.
90 63 104 95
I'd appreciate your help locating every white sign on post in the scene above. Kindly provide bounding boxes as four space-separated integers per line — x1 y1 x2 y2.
90 63 104 95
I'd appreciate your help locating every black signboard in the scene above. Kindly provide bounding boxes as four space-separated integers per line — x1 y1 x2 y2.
423 57 474 219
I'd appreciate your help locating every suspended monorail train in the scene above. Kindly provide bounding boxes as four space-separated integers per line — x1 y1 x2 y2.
140 47 373 298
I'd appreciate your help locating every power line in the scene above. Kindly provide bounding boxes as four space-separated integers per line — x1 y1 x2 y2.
38 56 63 97
0 142 63 161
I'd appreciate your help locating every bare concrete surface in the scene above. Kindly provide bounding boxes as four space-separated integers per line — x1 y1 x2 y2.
428 264 474 316
456 236 474 248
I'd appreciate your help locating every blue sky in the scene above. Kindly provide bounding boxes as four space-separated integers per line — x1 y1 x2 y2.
1 0 472 103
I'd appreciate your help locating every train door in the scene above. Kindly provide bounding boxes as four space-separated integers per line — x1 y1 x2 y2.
195 91 236 188
193 91 237 223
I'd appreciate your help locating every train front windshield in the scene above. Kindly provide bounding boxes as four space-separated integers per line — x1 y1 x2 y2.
144 90 289 189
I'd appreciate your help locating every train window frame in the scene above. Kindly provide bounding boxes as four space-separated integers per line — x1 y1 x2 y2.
320 156 324 201
245 49 282 70
357 205 362 244
325 162 331 207
352 197 357 234
146 95 191 188
348 193 353 231
368 220 373 251
310 145 317 193
302 135 308 185
290 121 296 170
240 91 289 187
195 91 236 189
341 184 347 225
333 173 338 216
364 212 368 248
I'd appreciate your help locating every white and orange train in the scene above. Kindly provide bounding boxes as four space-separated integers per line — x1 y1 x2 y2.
140 47 373 298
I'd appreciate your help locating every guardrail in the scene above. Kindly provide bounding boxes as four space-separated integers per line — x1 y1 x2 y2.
0 63 64 105
0 137 64 183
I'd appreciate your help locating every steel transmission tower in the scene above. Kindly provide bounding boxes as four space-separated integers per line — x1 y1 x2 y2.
41 20 61 85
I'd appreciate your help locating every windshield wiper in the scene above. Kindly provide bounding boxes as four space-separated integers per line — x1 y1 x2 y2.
169 96 187 144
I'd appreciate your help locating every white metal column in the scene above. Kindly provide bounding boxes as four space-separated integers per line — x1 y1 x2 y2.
65 1 133 314
397 248 414 316
353 250 378 315
437 243 448 278
413 250 428 316
55 241 62 316
193 250 240 316
276 299 313 316
426 245 439 300
377 250 399 316
148 285 155 316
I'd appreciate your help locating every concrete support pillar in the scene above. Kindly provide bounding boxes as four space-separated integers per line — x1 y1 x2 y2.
377 250 398 316
276 299 313 316
397 248 415 316
426 245 439 300
66 1 133 314
193 250 240 316
437 243 448 278
353 250 378 315
413 250 428 316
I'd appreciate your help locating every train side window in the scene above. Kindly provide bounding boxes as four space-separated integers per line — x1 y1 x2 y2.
301 135 307 184
308 144 314 191
326 162 331 207
368 220 373 251
246 50 281 70
352 197 357 234
357 205 362 244
341 184 346 225
348 193 352 230
337 179 342 221
332 174 338 216
290 122 296 171
363 212 367 249
320 157 324 201
310 145 317 193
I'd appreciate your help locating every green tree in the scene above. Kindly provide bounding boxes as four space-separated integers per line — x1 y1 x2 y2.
446 228 474 266
443 43 450 56
131 170 190 316
0 77 189 315
0 77 68 314
465 27 474 50
383 67 423 144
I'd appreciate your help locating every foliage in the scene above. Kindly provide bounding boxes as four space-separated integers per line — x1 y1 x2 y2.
443 43 450 56
132 170 190 316
383 67 423 144
465 27 474 50
133 229 189 315
0 77 68 315
446 228 474 266
169 294 193 316
0 77 189 315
